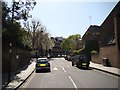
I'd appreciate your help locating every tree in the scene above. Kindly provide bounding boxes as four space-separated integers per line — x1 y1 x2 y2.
61 34 81 53
42 33 53 55
24 20 53 56
2 1 36 28
2 1 36 49
6 0 36 21
24 20 42 49
85 39 99 53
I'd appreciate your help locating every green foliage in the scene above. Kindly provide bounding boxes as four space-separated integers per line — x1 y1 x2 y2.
2 21 32 50
61 34 81 52
91 50 98 54
73 48 84 55
2 1 36 50
61 38 71 50
85 40 99 53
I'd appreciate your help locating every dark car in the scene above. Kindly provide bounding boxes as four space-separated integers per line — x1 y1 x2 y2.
64 55 72 61
72 54 90 69
35 58 51 72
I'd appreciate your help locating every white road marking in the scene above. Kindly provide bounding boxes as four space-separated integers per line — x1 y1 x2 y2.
53 67 58 71
59 65 67 73
61 67 67 73
68 76 78 90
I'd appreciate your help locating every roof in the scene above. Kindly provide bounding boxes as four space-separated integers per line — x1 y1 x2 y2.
82 25 100 39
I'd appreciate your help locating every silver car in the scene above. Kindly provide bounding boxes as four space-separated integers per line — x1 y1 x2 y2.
35 58 51 72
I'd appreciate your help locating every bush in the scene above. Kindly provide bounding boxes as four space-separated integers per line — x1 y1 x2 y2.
91 50 98 54
73 48 84 55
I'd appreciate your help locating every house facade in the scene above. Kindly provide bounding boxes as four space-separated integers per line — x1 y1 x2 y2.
82 1 120 68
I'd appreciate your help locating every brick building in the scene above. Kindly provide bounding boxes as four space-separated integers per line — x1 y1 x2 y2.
82 1 120 68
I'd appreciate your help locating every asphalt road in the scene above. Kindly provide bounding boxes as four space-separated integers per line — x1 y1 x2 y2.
21 58 119 89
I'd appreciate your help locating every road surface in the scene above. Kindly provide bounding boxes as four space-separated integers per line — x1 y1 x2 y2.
21 58 119 89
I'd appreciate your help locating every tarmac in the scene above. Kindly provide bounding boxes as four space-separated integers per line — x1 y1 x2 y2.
2 59 120 90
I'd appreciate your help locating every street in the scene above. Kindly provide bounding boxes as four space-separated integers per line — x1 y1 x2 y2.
21 58 119 89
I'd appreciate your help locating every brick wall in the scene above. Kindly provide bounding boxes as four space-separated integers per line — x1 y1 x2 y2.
10 48 31 72
91 53 100 64
2 46 31 73
91 2 120 68
92 45 119 68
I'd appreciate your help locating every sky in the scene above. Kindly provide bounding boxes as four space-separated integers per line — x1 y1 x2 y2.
28 1 118 38
4 0 118 38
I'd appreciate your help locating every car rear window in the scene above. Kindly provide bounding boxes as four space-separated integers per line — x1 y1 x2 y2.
37 59 48 63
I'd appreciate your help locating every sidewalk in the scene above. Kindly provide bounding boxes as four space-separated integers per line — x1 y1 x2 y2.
3 61 35 89
90 61 120 77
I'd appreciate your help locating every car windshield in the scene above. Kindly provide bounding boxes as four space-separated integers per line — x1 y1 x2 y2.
37 59 48 63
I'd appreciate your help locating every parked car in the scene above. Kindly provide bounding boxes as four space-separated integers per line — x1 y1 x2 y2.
35 58 51 72
72 54 90 69
64 55 72 61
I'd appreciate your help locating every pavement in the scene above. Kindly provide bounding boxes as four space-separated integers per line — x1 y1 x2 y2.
2 61 36 90
2 59 120 89
89 62 120 77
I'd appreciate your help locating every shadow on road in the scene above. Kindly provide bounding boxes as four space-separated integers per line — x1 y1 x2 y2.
76 67 93 70
35 70 51 73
